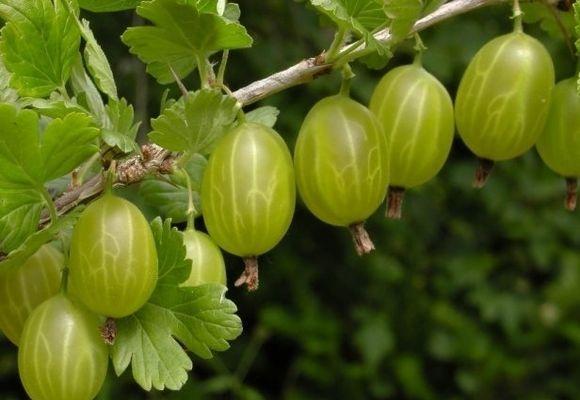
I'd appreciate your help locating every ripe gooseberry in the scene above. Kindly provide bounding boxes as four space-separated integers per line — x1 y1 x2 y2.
370 61 454 218
68 194 158 318
0 244 63 345
18 294 109 400
455 30 554 187
535 78 580 210
294 94 389 254
201 122 295 291
181 229 227 287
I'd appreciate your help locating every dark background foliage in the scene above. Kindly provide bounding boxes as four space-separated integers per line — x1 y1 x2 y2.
1 1 579 399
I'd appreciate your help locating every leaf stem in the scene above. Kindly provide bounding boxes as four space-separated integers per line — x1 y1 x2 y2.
326 28 348 63
339 63 355 96
196 55 210 89
182 167 197 230
512 0 523 33
217 50 229 87
41 187 59 225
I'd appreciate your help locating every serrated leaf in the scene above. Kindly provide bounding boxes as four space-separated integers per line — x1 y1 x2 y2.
0 0 81 97
122 0 253 84
0 209 81 268
102 98 140 153
30 96 90 120
310 0 390 55
41 113 100 181
358 49 393 70
245 106 280 128
0 192 43 254
111 218 242 391
521 3 576 40
150 89 239 155
70 55 107 124
140 155 207 222
223 3 241 21
0 105 44 189
384 0 423 41
79 0 141 12
79 19 118 99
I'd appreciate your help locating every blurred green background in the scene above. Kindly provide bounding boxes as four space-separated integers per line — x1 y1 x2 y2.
2 1 580 399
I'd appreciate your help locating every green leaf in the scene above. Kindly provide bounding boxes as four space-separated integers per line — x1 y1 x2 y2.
521 3 576 41
196 0 226 14
41 113 100 181
111 218 242 391
79 19 118 99
122 0 253 84
0 56 19 104
310 0 389 55
140 155 207 222
0 0 81 97
0 191 43 254
0 209 81 269
0 105 44 189
384 0 423 41
79 0 141 12
31 96 90 120
150 89 239 155
422 0 445 16
245 106 280 128
102 98 140 153
70 55 107 124
223 2 241 21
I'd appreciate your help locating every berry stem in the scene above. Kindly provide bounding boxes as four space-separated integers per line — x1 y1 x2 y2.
339 63 355 96
565 177 578 211
386 187 406 219
349 222 375 256
473 158 494 188
512 0 523 33
236 257 259 291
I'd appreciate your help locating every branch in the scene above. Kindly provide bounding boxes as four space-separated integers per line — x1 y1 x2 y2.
233 0 503 106
46 0 500 223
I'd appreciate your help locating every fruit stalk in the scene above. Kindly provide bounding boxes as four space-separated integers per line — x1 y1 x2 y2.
386 187 406 219
473 158 495 188
565 178 578 211
236 257 260 291
349 223 375 256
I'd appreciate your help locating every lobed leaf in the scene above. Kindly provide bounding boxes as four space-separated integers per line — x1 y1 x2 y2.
150 89 239 155
111 218 242 391
122 0 252 84
0 0 81 97
245 106 280 128
102 98 141 153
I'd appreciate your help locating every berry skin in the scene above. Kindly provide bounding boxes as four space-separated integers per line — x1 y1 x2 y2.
294 94 389 254
454 32 555 186
18 294 109 400
69 194 158 318
0 244 63 346
181 229 227 287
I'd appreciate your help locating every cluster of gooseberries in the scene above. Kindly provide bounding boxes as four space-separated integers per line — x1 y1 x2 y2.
1 4 578 400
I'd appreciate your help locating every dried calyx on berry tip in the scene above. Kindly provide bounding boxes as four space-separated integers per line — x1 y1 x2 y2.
235 257 259 291
565 178 577 211
100 317 117 345
349 223 375 256
386 187 405 219
473 158 495 188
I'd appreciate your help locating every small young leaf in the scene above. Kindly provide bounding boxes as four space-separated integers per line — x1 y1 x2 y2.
150 89 239 155
31 96 90 120
102 98 141 153
310 0 389 55
140 155 207 222
245 106 280 128
111 218 242 391
0 0 81 97
41 113 100 181
79 0 141 12
79 19 118 99
122 0 253 84
384 0 423 41
521 3 576 41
